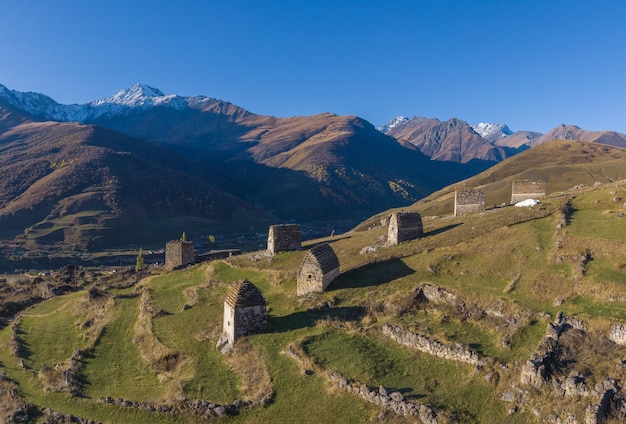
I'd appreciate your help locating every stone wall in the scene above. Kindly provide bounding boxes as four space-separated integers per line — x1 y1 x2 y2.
387 212 423 245
165 241 194 270
267 224 301 255
454 188 485 216
282 345 439 423
381 324 486 366
325 371 439 423
511 180 546 204
99 395 245 419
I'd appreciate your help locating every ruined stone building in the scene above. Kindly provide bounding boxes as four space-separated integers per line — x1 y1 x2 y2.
387 212 423 245
267 224 301 255
297 243 340 296
165 240 194 270
511 180 546 204
222 279 267 345
454 188 485 216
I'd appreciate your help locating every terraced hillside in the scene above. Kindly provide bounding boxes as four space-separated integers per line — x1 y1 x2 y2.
1 179 626 423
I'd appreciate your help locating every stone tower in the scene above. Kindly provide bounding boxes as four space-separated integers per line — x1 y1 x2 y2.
387 212 423 245
511 180 546 204
222 279 267 345
267 224 301 255
165 240 194 270
454 188 485 216
297 243 340 296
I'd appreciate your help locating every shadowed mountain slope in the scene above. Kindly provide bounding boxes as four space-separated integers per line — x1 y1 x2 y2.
0 116 275 249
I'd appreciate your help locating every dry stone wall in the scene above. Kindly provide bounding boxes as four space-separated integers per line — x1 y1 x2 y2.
99 395 247 419
382 324 486 366
282 345 439 423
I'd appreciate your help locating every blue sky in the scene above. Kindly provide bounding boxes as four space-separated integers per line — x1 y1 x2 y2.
1 0 625 133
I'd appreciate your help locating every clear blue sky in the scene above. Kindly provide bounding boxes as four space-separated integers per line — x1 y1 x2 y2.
1 0 625 133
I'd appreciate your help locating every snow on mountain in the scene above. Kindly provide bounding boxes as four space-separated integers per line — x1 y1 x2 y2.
471 122 513 142
89 83 185 108
377 115 409 133
0 83 207 123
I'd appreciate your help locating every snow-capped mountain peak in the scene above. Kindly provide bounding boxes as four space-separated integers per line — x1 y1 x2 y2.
0 83 195 122
377 115 409 133
471 122 513 142
89 83 174 108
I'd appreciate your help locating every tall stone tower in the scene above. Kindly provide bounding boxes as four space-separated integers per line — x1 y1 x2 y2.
454 188 485 216
267 224 301 255
165 240 194 270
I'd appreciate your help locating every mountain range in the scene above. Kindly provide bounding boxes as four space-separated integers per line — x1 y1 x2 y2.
1 82 626 252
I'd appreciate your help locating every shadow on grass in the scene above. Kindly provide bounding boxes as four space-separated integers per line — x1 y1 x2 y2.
330 258 415 291
270 306 366 333
424 223 463 237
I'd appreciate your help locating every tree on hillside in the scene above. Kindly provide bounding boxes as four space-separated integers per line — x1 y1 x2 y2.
135 248 144 272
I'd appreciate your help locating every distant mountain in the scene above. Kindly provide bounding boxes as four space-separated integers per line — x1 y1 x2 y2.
491 130 543 149
380 116 510 163
0 115 275 250
0 84 482 250
471 123 513 142
5 82 626 252
536 124 626 148
376 116 409 133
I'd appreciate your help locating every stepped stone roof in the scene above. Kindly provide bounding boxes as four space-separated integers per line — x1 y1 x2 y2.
224 279 266 308
308 243 340 274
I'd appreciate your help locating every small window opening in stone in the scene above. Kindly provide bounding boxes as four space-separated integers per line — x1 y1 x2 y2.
308 274 312 279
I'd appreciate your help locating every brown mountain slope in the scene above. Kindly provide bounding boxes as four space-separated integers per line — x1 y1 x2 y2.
221 115 476 220
405 139 626 217
84 104 482 221
384 117 509 163
0 118 274 249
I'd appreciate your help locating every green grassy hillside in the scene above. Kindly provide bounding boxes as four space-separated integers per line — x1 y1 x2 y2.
2 175 626 423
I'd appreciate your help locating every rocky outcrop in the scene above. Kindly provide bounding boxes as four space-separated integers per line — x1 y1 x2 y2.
381 324 487 365
0 372 29 423
584 379 623 424
415 284 460 306
521 313 586 389
609 324 626 346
